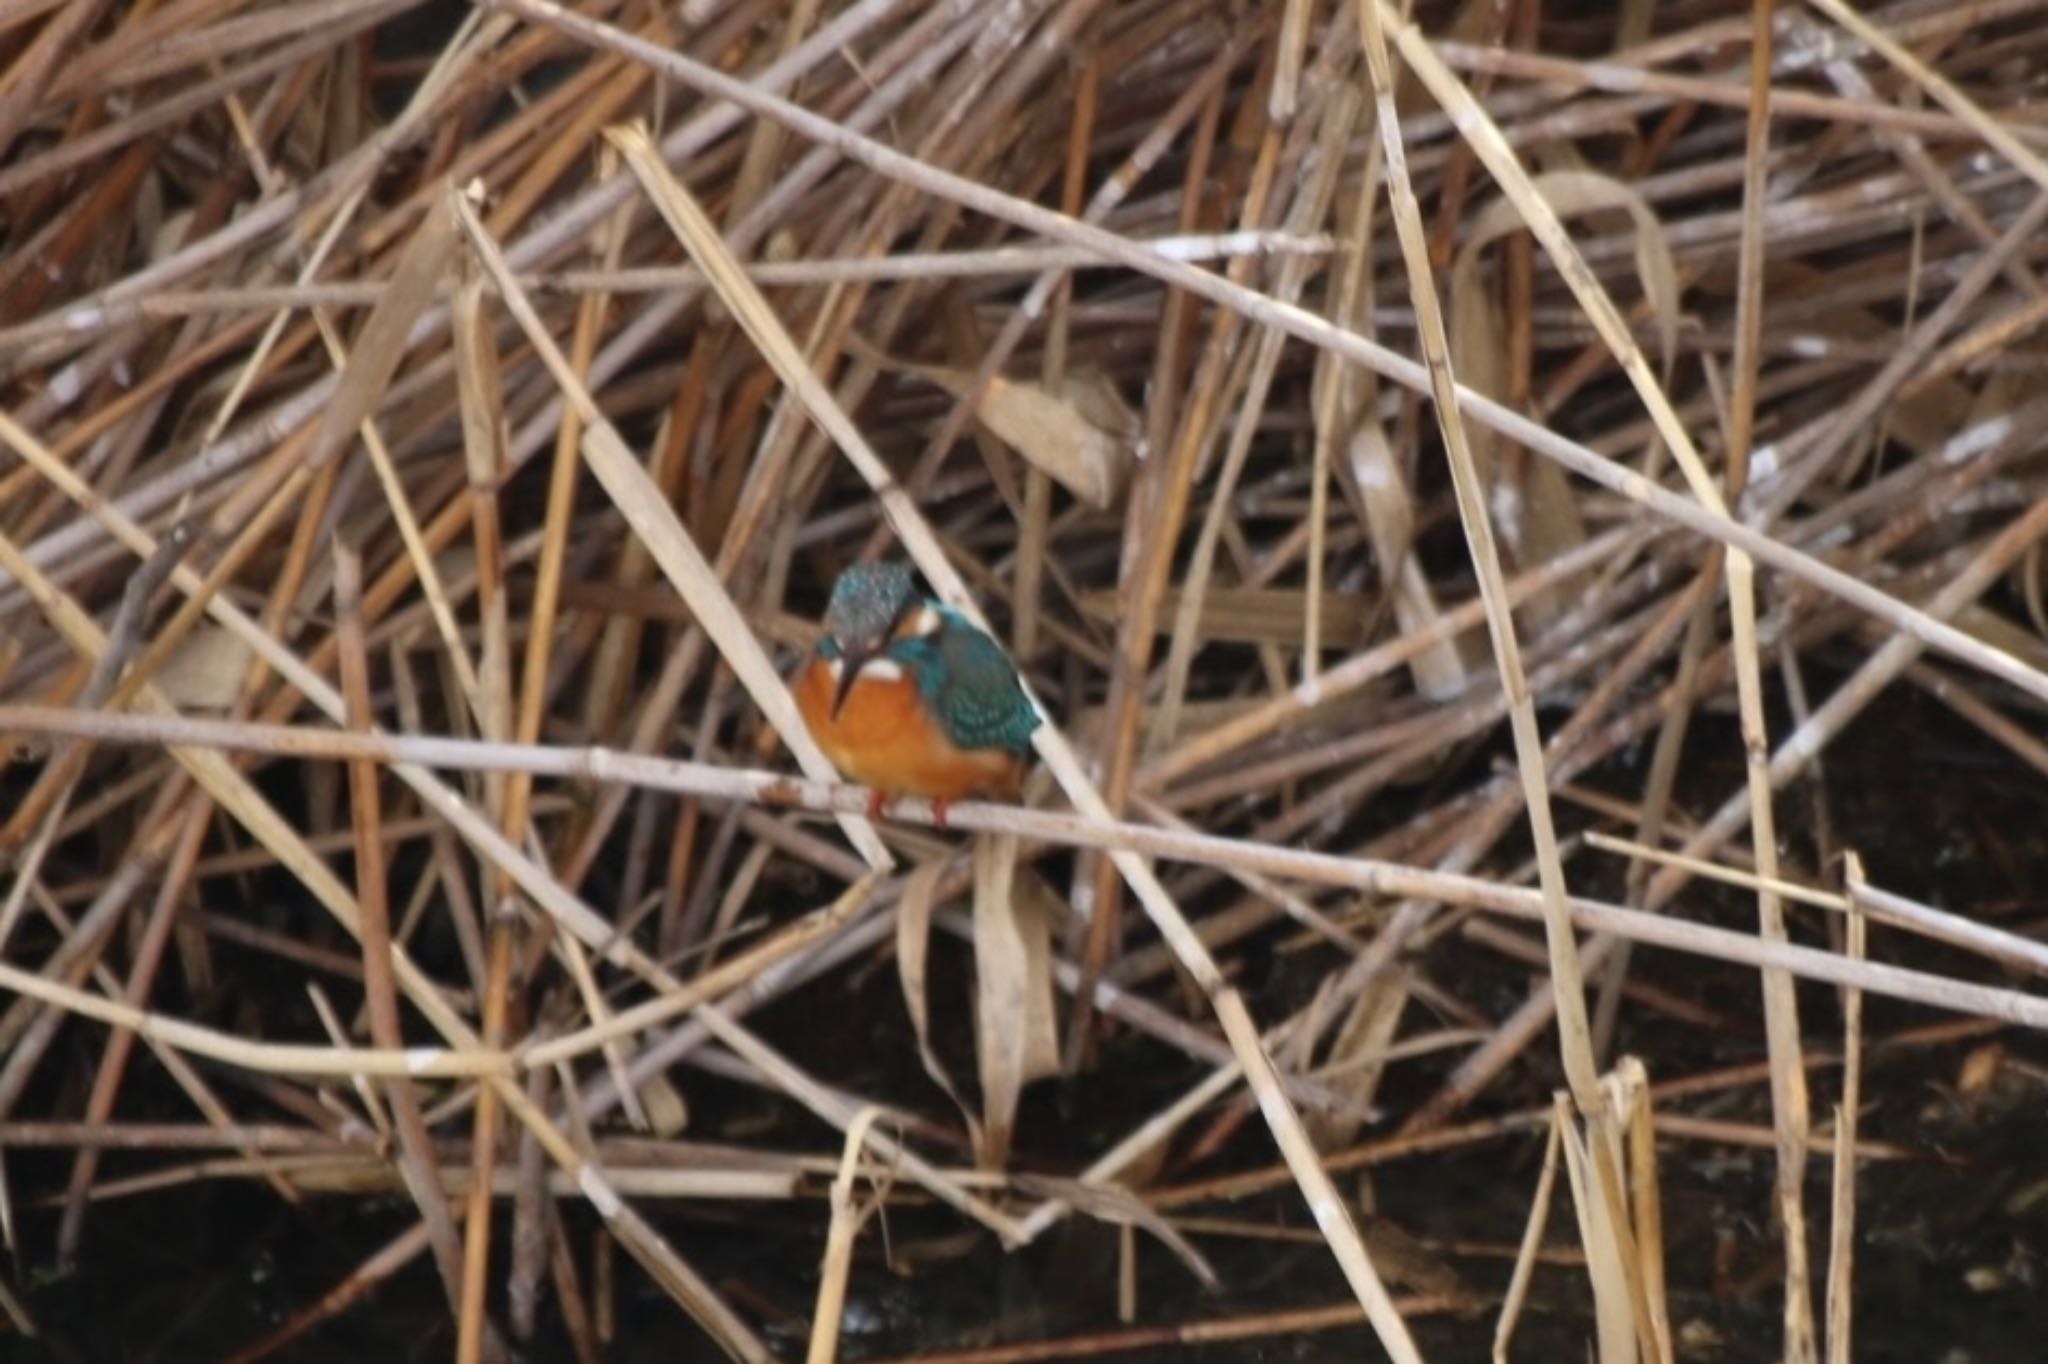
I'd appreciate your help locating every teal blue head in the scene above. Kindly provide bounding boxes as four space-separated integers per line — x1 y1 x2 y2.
822 561 918 717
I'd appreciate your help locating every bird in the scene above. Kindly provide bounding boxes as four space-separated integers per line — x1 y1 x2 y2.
792 561 1040 827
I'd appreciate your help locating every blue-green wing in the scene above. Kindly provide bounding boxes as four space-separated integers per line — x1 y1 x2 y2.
893 611 1040 754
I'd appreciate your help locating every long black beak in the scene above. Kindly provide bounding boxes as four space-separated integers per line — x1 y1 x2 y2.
830 646 868 720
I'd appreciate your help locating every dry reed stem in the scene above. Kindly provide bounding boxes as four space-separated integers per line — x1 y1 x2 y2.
0 463 765 1359
1355 4 1659 1348
805 1106 887 1364
212 1220 440 1364
1492 1113 1563 1362
450 179 1046 1244
7 703 2048 1034
1160 81 1364 740
484 0 2048 718
598 109 1433 1349
14 233 1325 345
1807 0 2048 192
1405 6 1820 1325
855 1295 1469 1364
336 538 476 1330
1827 852 1869 1364
451 231 523 1364
1354 0 1599 1100
456 179 895 871
606 120 1411 1311
9 2 2048 1357
1586 830 2048 976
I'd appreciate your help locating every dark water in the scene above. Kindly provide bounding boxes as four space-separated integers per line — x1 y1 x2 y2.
9 687 2048 1362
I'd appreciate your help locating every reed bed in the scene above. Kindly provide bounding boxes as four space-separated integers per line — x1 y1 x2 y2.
2 0 2047 1359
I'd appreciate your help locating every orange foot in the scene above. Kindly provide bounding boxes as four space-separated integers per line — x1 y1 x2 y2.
865 789 889 822
930 797 951 832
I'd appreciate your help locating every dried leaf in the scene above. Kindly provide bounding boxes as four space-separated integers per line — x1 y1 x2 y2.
1445 171 1674 612
1519 450 1590 591
1343 411 1466 698
1447 245 1509 420
1306 972 1407 1148
855 338 1134 508
1015 867 1065 1058
1956 1044 2003 1097
638 1073 689 1138
1769 258 1985 474
1963 365 2031 431
1886 374 1974 456
1358 1216 1472 1300
2022 541 2048 644
1457 170 1682 381
955 370 1132 509
1447 250 1512 500
971 832 1058 1169
153 624 252 710
896 859 983 1150
304 191 457 473
149 207 195 264
1015 1173 1220 1289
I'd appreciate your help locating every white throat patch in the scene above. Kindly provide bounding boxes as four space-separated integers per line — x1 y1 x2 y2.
824 655 905 684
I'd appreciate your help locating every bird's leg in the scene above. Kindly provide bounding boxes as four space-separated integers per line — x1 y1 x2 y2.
930 797 951 832
865 788 888 822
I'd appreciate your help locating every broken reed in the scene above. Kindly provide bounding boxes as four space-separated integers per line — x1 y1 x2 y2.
4 1 2048 1361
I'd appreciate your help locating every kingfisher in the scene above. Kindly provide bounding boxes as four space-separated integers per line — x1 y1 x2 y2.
792 562 1041 826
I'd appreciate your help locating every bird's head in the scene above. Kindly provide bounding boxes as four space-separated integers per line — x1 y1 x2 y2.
821 561 918 718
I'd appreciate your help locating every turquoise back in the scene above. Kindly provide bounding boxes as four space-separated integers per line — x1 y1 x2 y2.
889 605 1040 755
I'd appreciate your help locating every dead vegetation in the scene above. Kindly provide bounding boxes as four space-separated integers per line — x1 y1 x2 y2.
3 0 2048 1359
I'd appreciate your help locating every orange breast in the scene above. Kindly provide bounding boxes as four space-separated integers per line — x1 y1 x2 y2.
792 655 1024 801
